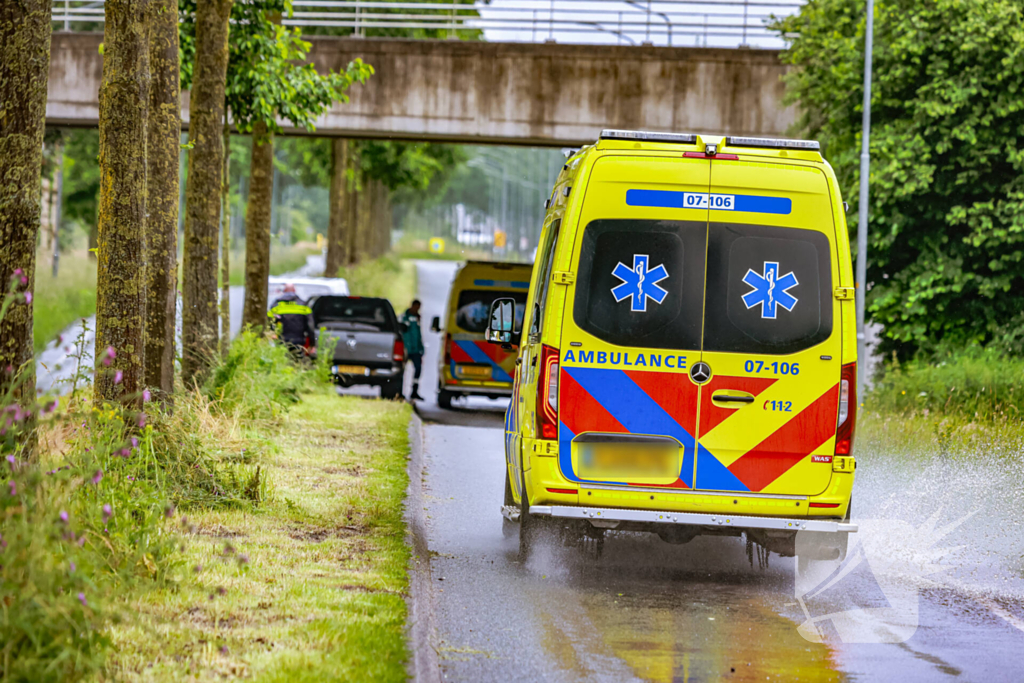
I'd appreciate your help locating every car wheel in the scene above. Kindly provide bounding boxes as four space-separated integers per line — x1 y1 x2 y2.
502 468 516 539
380 381 401 400
437 389 454 410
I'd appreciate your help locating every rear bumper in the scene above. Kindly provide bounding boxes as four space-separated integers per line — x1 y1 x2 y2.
331 364 403 384
512 504 856 534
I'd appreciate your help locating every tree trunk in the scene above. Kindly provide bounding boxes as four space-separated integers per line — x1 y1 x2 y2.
181 0 231 386
144 0 180 400
242 122 274 330
95 0 150 405
325 138 349 277
0 0 51 408
219 117 230 356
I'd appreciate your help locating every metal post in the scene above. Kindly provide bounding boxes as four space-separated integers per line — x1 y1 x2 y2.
645 0 652 44
533 10 537 43
64 0 69 31
549 0 555 42
742 0 749 46
52 142 64 277
856 0 875 400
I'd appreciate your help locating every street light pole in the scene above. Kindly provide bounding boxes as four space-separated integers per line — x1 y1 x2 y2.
856 0 875 402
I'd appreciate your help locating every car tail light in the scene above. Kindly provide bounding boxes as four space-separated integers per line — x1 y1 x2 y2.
537 344 559 439
443 334 452 365
835 362 857 455
393 338 405 362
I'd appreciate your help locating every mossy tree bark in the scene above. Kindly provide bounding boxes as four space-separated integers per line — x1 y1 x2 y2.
181 0 231 386
324 138 349 277
95 0 150 405
0 0 52 406
144 0 180 400
219 118 231 356
241 121 273 329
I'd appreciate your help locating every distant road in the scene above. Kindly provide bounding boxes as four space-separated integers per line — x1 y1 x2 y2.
36 255 325 395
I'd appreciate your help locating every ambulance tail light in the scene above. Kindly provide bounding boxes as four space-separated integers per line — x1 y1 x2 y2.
537 345 559 439
392 338 405 363
835 362 857 455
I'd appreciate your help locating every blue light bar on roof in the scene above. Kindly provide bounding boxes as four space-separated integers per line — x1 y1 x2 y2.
600 129 697 144
726 136 820 151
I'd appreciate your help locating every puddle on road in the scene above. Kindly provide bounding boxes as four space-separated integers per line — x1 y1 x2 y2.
519 535 846 683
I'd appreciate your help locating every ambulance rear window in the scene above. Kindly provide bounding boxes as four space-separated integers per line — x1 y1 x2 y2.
455 290 528 333
702 223 833 354
573 219 707 350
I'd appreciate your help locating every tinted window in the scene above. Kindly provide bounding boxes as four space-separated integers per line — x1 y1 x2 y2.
703 223 832 354
456 290 527 333
573 219 707 350
312 297 396 331
531 220 561 336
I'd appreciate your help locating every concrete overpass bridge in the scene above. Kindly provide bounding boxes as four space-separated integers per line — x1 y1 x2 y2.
46 32 795 146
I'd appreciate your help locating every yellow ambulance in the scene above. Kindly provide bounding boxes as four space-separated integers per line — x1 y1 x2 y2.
431 261 533 409
488 130 858 562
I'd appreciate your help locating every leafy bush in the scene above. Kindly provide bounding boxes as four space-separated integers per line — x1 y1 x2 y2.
869 348 1024 421
204 330 304 421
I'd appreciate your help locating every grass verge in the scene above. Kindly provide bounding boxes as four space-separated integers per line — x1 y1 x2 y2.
336 255 417 311
34 249 97 352
104 389 412 681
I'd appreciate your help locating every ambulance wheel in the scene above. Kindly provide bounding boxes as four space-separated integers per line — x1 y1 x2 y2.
437 389 454 410
502 469 516 538
518 469 538 562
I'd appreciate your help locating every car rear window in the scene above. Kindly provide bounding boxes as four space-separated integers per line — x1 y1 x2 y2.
572 219 707 350
455 290 527 333
312 297 396 331
702 223 833 354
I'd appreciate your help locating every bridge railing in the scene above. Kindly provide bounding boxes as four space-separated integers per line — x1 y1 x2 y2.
51 0 801 49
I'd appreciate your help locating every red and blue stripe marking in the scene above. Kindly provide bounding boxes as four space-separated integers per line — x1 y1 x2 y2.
449 340 514 383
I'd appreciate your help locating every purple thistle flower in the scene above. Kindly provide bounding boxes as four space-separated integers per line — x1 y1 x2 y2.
5 455 15 469
91 469 103 485
78 592 87 606
23 291 31 304
69 561 76 572
114 370 123 385
137 413 147 428
142 389 151 403
59 510 69 524
220 645 229 655
12 268 22 277
106 346 116 359
119 448 131 457
77 536 85 547
19 276 27 286
8 481 16 496
102 504 112 522
238 554 249 565
130 436 139 448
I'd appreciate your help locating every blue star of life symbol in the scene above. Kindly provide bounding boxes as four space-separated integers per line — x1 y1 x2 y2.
611 254 670 312
742 261 799 319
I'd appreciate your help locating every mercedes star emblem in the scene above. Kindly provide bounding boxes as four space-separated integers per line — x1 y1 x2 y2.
690 361 711 384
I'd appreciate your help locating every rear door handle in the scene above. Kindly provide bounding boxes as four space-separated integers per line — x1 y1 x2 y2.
712 393 754 404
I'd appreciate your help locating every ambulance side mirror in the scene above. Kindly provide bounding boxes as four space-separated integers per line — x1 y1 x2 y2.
430 316 440 333
485 297 520 347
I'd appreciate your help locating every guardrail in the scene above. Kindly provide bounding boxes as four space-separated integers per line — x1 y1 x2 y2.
51 0 801 48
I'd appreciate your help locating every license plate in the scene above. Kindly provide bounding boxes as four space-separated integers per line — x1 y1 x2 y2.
334 364 367 375
577 443 678 481
457 364 492 379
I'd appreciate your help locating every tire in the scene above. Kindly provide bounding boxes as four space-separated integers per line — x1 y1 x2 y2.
502 468 517 538
380 381 402 400
437 389 454 410
518 467 539 561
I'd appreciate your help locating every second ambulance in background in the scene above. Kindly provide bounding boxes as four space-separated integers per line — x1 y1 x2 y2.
431 261 532 409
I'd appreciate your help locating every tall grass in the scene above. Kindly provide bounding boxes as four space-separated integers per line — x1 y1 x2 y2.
335 254 417 310
34 250 97 352
868 348 1024 422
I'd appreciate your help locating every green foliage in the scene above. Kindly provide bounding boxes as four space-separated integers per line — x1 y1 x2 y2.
179 0 373 136
869 348 1024 422
773 0 1024 359
60 129 101 236
204 330 305 421
360 140 467 196
34 247 96 352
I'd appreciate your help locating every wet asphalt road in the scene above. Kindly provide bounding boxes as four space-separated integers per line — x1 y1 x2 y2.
399 260 1024 682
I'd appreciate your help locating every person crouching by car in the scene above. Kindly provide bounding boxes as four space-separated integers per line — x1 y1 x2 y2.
400 299 425 400
268 283 314 360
